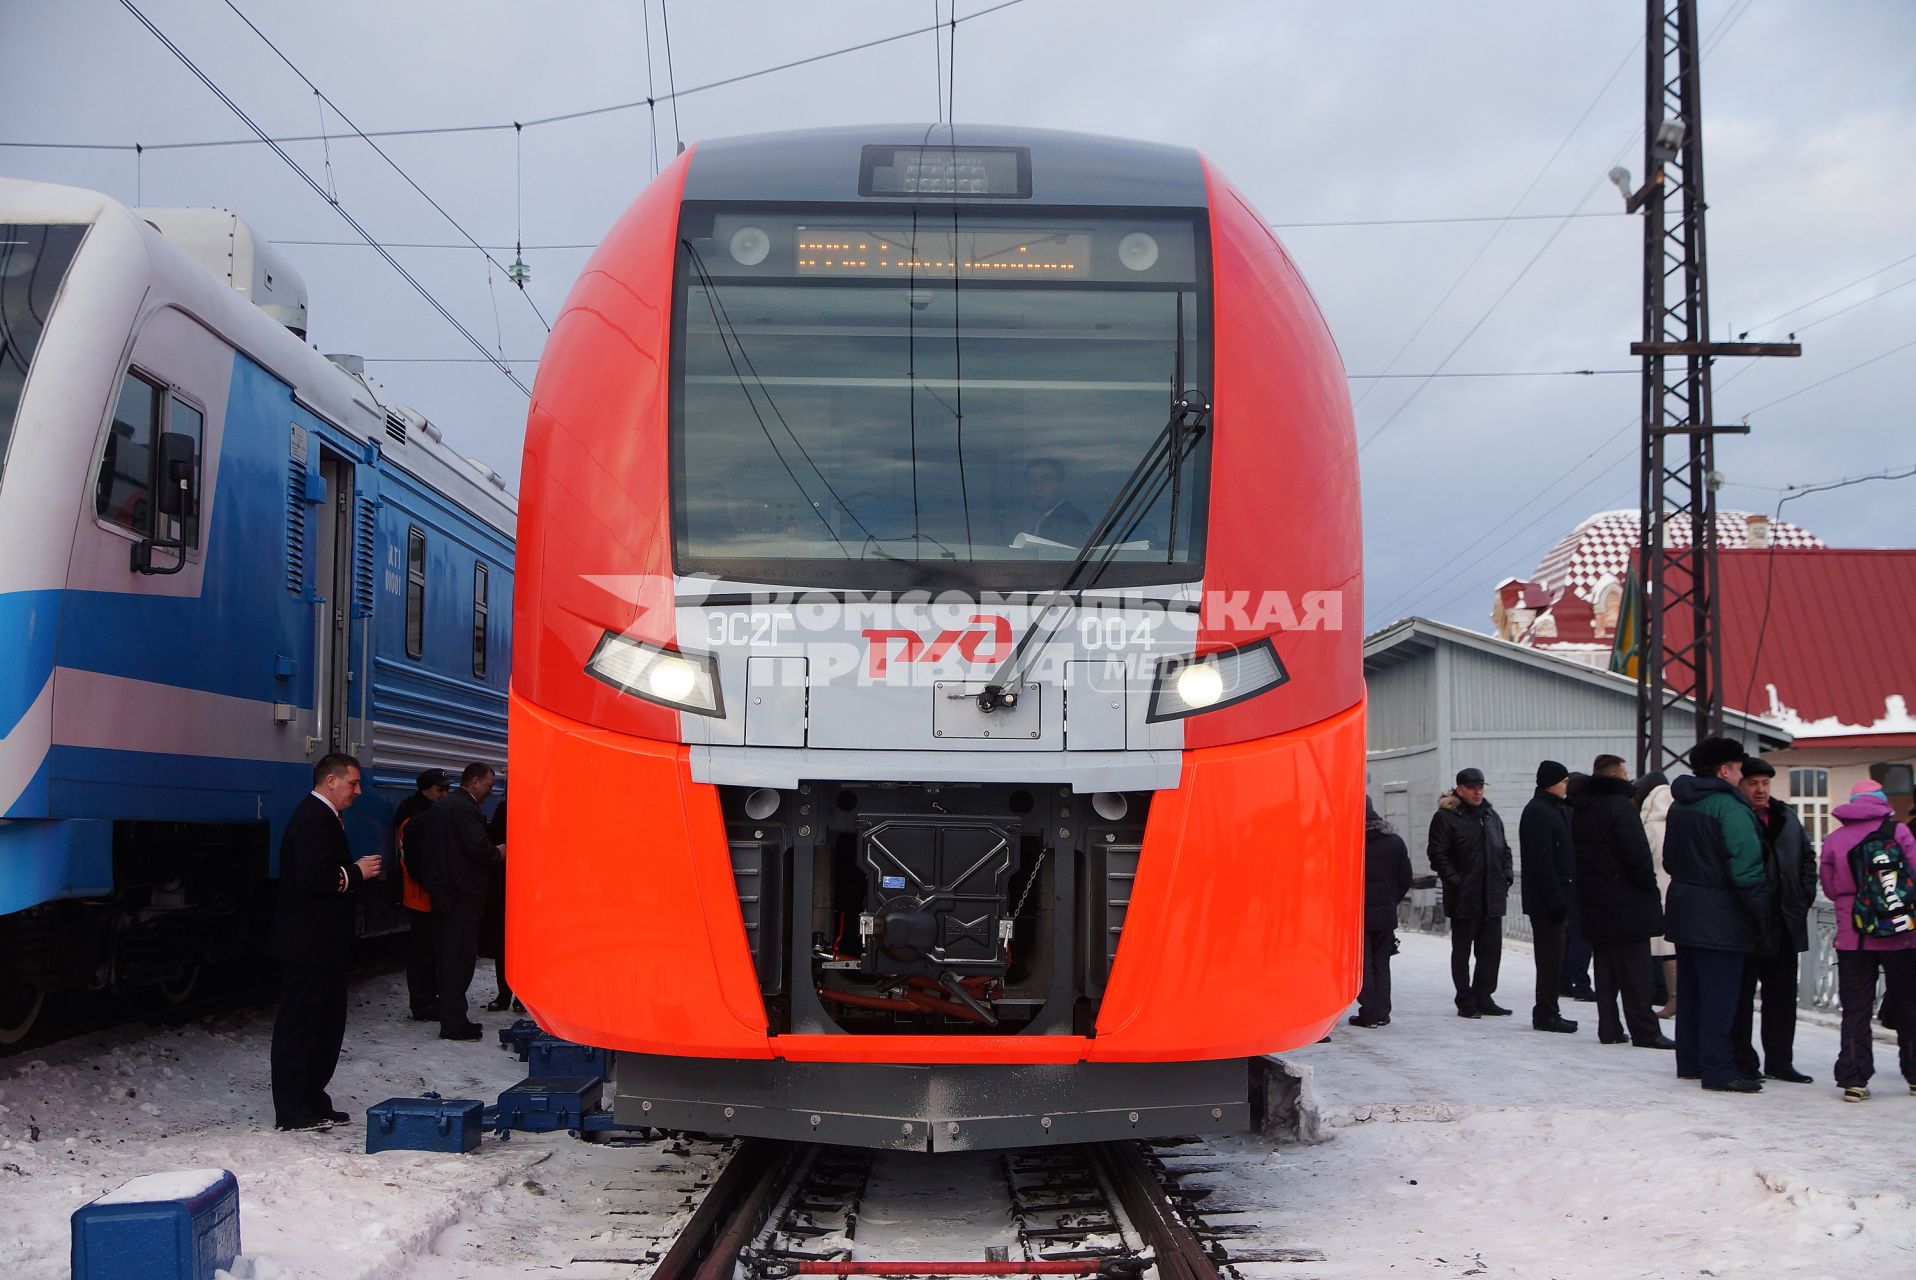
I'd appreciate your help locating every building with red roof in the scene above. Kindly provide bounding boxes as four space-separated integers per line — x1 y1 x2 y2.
1492 509 1823 667
1494 512 1914 843
1660 547 1916 843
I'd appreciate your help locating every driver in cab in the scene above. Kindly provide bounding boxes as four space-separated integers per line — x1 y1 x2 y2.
1017 457 1091 548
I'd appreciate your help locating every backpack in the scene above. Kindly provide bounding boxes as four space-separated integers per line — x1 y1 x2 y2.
1848 819 1916 938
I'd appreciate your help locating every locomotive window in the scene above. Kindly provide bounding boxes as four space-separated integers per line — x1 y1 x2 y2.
162 396 204 549
97 372 164 537
405 527 427 659
671 205 1211 591
472 561 489 677
1 224 88 494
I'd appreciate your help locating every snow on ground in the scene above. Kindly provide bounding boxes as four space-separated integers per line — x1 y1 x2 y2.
0 963 587 1278
5 935 1913 1278
1234 930 1916 1279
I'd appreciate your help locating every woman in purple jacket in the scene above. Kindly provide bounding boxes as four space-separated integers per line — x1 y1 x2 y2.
1818 779 1916 1101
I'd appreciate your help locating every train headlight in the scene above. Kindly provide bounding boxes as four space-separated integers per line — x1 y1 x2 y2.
586 632 725 717
1146 637 1289 722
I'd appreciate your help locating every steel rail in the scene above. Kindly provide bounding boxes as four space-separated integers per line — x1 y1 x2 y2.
651 1138 806 1280
1089 1143 1223 1280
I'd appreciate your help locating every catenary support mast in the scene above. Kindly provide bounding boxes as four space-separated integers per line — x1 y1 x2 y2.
1629 0 1798 775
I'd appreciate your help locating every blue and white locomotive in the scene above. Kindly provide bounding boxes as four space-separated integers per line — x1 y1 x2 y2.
0 178 515 1042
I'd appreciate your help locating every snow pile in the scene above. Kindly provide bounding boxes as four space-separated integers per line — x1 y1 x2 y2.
1765 686 1916 739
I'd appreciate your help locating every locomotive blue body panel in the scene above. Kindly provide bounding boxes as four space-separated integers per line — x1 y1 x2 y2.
0 179 515 977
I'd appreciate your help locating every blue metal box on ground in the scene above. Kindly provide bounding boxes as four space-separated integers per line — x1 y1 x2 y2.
366 1097 485 1154
527 1035 611 1081
494 1076 604 1134
498 1018 542 1059
72 1167 240 1280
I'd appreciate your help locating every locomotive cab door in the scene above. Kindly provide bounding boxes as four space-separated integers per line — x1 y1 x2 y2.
312 450 355 757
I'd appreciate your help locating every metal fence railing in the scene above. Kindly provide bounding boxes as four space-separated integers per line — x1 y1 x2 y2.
1399 886 1860 1014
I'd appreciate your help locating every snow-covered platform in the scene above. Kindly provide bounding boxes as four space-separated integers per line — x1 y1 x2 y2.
1259 930 1916 1276
3 934 1912 1278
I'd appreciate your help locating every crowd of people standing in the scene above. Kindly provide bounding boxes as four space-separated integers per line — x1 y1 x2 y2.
1355 738 1916 1105
267 755 511 1133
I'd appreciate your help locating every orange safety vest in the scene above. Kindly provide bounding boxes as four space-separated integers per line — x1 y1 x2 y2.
397 816 432 912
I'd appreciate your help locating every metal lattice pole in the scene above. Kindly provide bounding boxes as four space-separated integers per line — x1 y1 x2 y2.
1631 0 1797 775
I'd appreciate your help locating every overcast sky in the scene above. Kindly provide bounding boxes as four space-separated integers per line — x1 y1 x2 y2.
7 0 1912 632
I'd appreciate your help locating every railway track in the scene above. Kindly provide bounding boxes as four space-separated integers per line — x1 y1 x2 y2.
622 1137 1324 1280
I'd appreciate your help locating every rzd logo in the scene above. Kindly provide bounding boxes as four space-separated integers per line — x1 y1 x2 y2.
860 614 1011 677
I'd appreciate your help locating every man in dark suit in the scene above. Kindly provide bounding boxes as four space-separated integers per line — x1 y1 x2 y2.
269 753 382 1131
415 762 505 1040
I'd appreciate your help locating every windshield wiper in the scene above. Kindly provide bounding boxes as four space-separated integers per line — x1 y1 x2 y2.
976 388 1211 712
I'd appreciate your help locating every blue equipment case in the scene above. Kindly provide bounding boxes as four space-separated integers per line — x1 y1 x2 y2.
498 1018 542 1060
71 1168 240 1280
366 1097 485 1154
527 1036 611 1081
492 1076 604 1135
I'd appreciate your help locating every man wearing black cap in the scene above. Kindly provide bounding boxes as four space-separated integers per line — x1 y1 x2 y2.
1732 757 1817 1083
393 768 450 1022
1429 767 1515 1018
1663 737 1770 1092
1521 761 1578 1033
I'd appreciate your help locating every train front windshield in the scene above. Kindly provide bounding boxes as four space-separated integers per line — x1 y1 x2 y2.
671 205 1211 590
0 224 88 491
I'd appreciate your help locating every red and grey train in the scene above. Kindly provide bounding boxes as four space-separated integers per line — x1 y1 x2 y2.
509 125 1364 1151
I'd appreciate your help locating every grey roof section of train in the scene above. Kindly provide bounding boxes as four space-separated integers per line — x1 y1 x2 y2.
681 124 1210 209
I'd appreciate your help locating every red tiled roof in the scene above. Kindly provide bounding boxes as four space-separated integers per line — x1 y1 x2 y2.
1663 548 1916 730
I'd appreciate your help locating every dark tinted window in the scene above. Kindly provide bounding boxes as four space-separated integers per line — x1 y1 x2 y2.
1 224 87 490
161 397 203 548
472 562 489 677
405 528 426 659
97 372 162 535
672 205 1211 590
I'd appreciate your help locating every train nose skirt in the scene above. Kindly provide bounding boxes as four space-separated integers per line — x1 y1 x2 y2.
612 1055 1250 1153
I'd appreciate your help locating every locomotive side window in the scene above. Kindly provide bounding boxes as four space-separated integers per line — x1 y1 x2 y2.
405 527 427 659
472 561 489 677
94 374 206 549
97 372 164 536
160 396 204 548
670 205 1212 591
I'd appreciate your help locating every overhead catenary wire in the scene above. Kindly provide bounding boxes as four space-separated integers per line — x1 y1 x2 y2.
661 0 683 153
1355 0 1757 451
111 0 533 397
1366 263 1916 628
217 0 549 331
1351 32 1643 412
641 1 662 176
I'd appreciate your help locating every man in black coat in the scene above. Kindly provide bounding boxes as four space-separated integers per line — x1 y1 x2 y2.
1732 758 1818 1084
414 761 505 1040
1573 756 1674 1050
1520 760 1579 1033
393 767 449 1022
1428 767 1515 1018
269 753 382 1131
1353 798 1414 1027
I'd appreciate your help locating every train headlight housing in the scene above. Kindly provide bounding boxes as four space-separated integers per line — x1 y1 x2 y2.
1146 637 1289 721
587 632 724 717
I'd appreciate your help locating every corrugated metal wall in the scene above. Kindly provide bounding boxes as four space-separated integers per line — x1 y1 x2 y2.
1365 657 1435 752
